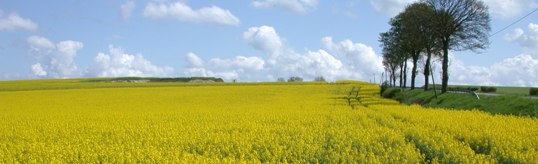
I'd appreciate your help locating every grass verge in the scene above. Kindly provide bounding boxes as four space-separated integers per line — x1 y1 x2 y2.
383 88 538 118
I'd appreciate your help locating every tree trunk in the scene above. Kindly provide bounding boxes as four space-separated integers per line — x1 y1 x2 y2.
423 48 432 91
399 61 404 88
403 60 408 88
441 37 450 94
410 51 419 90
391 66 397 87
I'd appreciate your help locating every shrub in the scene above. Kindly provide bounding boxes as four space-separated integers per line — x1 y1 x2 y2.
277 78 286 82
448 86 479 92
382 87 401 99
287 76 303 82
480 86 497 93
380 81 390 96
530 88 538 96
467 87 479 92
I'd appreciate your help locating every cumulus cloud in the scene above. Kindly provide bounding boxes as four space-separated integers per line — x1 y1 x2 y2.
484 0 538 19
184 53 266 81
369 0 416 16
448 53 538 86
184 25 384 82
252 0 319 14
27 35 55 50
322 36 385 78
490 54 538 86
505 23 538 52
87 45 173 77
121 0 136 20
209 56 265 71
143 1 240 26
291 50 347 80
185 52 204 67
31 63 47 77
243 25 283 56
0 11 38 31
26 36 83 78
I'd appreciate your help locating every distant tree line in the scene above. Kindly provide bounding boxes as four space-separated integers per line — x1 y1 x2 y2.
94 77 224 83
379 0 491 93
276 76 326 82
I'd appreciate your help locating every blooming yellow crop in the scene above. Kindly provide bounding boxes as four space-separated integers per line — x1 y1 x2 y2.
0 80 536 163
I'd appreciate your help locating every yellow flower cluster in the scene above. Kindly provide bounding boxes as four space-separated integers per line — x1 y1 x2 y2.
0 80 536 163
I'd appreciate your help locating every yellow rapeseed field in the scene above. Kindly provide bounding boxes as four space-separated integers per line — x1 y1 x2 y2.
0 80 536 163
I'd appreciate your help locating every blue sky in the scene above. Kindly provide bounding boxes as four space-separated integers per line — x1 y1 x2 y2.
0 0 537 86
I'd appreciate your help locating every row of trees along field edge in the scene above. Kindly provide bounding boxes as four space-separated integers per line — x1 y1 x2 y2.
379 0 491 93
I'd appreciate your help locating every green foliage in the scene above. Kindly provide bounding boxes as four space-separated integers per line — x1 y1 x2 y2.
287 76 303 82
381 87 401 99
480 86 497 93
448 86 479 92
380 81 390 96
530 88 538 96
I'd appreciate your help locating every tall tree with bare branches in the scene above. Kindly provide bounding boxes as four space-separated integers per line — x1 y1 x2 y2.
423 0 491 93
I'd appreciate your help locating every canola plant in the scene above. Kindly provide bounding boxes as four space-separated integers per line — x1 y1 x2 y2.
0 80 536 163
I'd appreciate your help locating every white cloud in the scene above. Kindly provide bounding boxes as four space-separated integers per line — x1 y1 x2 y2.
484 0 538 19
121 0 136 20
185 52 204 67
252 0 319 14
183 52 266 81
184 25 384 82
0 11 38 31
31 63 47 77
490 54 538 86
26 36 83 78
143 1 240 26
57 40 83 57
209 56 265 71
296 50 347 80
184 52 209 77
243 25 283 56
322 36 385 78
448 53 538 87
369 0 416 16
88 45 173 77
505 23 538 52
27 35 55 50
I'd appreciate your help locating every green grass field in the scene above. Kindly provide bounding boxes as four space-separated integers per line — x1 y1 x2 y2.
384 88 538 117
493 86 533 95
430 84 535 95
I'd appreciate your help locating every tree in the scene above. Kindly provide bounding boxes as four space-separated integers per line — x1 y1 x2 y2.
423 0 491 93
401 3 440 91
287 76 303 82
399 3 441 90
382 55 398 87
380 31 399 87
314 76 326 82
380 16 410 89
